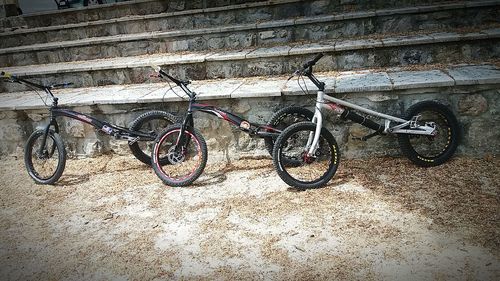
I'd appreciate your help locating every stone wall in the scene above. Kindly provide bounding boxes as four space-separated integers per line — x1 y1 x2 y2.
1 86 498 162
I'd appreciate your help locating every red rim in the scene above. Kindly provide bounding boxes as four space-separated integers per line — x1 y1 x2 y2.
154 129 202 183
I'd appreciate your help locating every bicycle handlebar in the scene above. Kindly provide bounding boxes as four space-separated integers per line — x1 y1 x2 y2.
290 53 326 91
301 53 324 70
1 71 73 90
150 65 195 99
51 82 74 89
150 65 190 86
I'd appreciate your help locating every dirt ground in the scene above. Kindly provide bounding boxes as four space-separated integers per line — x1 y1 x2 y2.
0 154 499 280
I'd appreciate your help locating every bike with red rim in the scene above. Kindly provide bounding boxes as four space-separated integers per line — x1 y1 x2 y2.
150 67 314 187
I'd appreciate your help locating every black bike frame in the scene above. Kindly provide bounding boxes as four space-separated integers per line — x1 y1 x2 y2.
7 76 155 155
157 69 281 147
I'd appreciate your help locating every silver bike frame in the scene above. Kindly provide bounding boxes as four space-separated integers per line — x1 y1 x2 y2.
307 90 437 156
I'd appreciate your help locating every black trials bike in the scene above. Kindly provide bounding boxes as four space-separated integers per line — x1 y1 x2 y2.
149 67 314 187
1 71 177 184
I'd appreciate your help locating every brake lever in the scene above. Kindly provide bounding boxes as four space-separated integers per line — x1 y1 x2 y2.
287 69 302 81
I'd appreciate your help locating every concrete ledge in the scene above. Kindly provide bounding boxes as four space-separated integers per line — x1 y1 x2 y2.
1 64 498 111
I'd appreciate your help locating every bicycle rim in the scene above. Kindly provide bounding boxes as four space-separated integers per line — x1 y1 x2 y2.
408 110 452 159
277 126 338 185
154 129 203 184
28 134 61 181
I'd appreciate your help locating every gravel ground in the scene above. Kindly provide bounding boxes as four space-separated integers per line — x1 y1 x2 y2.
0 154 499 280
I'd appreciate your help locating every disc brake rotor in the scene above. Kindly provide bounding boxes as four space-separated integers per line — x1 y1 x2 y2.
167 146 185 164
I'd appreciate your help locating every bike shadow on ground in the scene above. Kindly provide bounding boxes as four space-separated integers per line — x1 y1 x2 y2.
56 174 91 186
191 159 274 188
56 166 147 186
285 171 352 192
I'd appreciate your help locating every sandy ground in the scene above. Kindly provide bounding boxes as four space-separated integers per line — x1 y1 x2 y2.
0 154 499 280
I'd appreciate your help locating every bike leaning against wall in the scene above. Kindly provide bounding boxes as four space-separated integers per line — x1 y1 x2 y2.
1 71 177 184
272 54 460 189
149 66 315 187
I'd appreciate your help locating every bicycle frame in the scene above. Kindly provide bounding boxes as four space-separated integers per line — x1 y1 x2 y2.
4 75 156 156
157 69 282 150
305 74 437 156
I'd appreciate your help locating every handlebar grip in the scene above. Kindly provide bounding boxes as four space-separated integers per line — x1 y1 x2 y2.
311 53 324 64
51 82 74 88
302 53 324 70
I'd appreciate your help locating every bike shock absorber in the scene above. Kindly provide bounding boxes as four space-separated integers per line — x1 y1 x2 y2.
340 109 385 133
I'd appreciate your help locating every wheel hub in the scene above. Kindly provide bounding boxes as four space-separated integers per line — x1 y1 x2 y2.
167 146 185 164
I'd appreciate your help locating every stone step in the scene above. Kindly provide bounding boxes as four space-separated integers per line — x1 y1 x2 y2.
1 1 498 67
0 0 266 30
1 64 498 111
0 0 310 48
1 28 499 93
2 0 498 50
2 0 462 31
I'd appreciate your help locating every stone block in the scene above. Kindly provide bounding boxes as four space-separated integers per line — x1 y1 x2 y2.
0 121 24 142
245 46 291 59
447 65 500 85
335 71 392 93
231 79 282 98
259 30 276 40
335 39 383 51
389 70 455 90
289 42 335 56
334 52 376 70
194 79 243 100
109 139 131 155
83 139 104 156
64 119 85 138
206 49 252 61
457 94 488 116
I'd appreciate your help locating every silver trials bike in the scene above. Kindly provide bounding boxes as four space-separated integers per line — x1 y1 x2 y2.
272 54 460 189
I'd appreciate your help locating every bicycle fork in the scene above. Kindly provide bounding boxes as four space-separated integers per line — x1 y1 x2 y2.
37 117 58 158
307 91 325 157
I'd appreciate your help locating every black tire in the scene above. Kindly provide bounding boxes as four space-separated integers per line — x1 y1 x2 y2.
264 106 314 156
398 101 459 167
152 124 208 187
128 110 178 165
273 121 340 189
83 0 103 6
24 129 66 185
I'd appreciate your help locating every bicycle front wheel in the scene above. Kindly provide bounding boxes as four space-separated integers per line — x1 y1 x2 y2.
24 129 66 185
152 124 207 187
273 122 340 189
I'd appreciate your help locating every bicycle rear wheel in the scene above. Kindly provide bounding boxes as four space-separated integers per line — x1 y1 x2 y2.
398 101 459 167
24 129 66 185
273 122 340 189
264 106 314 156
152 124 207 187
128 110 178 165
